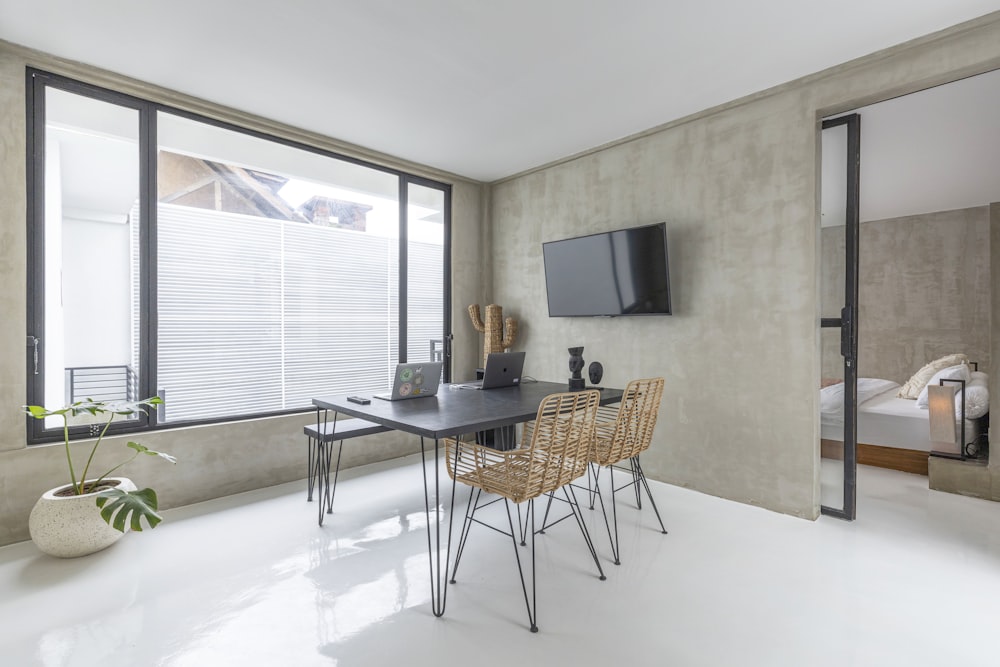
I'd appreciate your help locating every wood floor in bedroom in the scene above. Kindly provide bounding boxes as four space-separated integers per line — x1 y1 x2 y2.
0 456 998 666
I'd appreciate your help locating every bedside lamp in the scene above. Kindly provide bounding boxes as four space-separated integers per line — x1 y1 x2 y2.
928 380 965 459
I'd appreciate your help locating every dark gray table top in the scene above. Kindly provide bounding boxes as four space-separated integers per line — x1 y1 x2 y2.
312 381 623 440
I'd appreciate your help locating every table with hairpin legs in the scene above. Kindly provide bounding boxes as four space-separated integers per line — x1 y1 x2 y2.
312 381 623 617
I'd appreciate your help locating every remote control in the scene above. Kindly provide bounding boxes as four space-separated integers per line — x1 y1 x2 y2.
347 395 371 405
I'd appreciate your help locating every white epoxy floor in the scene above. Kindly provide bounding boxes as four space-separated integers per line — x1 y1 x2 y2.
2 456 999 666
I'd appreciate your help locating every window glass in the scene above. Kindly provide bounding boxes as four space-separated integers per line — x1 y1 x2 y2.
27 72 450 439
406 183 446 369
156 113 402 421
41 88 141 427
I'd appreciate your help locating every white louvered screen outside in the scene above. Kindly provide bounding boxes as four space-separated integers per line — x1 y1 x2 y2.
157 203 442 422
130 202 141 400
407 235 445 365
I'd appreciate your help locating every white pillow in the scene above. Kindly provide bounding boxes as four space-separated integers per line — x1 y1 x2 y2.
915 364 971 408
897 353 969 399
960 371 990 420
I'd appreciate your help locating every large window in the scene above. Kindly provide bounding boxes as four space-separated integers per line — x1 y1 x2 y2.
26 70 451 441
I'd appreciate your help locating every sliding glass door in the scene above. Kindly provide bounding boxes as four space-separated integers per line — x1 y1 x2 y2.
820 113 861 520
26 82 149 433
404 180 450 378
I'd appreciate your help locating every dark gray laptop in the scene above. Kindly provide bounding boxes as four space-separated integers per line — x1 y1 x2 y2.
456 351 526 390
373 361 443 400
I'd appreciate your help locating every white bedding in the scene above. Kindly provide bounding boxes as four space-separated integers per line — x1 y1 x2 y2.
820 378 899 426
821 384 982 451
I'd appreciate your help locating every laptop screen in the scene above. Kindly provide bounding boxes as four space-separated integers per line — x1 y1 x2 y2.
480 351 526 389
374 361 443 400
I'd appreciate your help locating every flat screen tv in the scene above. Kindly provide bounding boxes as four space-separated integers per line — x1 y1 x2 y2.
542 223 671 317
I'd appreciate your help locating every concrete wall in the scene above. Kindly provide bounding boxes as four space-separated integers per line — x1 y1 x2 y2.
489 15 1000 519
821 207 991 384
0 42 487 547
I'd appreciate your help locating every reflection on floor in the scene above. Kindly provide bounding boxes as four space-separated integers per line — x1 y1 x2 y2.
1 456 999 666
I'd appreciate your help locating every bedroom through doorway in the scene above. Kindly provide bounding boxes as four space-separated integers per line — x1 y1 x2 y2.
819 68 1000 517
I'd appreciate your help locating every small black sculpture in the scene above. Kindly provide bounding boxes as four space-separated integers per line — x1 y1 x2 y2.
568 346 586 391
588 361 604 386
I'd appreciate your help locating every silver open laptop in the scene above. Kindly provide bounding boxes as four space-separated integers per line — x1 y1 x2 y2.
373 361 443 401
456 351 526 390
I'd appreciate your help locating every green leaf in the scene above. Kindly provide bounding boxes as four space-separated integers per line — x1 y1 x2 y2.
104 397 164 416
95 488 163 532
28 396 165 420
126 441 177 464
23 404 69 418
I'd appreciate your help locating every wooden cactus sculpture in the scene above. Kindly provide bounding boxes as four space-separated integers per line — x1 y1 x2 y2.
468 303 518 368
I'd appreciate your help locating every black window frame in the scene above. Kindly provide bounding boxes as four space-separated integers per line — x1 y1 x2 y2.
25 68 452 444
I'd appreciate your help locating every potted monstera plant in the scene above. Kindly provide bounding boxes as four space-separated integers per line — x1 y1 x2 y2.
24 396 176 558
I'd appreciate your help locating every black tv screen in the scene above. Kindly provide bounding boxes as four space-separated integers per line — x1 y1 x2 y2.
543 223 672 317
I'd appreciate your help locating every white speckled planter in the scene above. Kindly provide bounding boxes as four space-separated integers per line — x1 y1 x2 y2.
28 478 137 558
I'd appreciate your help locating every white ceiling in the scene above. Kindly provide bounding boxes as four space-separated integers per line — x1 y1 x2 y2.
1 1 997 182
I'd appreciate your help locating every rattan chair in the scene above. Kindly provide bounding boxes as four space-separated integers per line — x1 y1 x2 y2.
444 389 604 633
587 377 666 565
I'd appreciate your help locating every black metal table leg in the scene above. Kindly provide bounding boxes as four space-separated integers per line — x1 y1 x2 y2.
420 436 458 617
307 408 317 502
316 410 338 527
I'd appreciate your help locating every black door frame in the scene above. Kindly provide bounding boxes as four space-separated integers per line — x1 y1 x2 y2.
820 113 861 521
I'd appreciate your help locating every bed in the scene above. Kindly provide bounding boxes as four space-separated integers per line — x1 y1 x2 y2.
820 374 988 475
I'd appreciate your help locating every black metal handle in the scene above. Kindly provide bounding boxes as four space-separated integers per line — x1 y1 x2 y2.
26 336 39 375
840 306 854 364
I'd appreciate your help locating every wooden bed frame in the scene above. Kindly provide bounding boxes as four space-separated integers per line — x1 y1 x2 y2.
821 438 929 476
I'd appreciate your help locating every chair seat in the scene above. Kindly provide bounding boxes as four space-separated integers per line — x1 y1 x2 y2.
303 419 389 442
455 457 533 503
451 445 587 504
590 436 615 466
590 427 653 466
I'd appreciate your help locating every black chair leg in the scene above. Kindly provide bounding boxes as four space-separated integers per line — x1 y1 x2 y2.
593 477 613 565
505 498 538 633
592 456 667 561
563 485 606 580
588 463 601 510
592 463 621 565
635 457 668 534
609 464 621 565
450 487 480 583
537 492 556 535
631 457 643 509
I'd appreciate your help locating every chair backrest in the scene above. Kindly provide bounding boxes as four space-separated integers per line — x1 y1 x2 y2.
602 377 664 464
523 390 601 499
